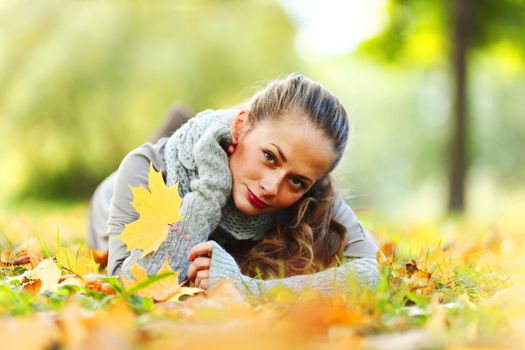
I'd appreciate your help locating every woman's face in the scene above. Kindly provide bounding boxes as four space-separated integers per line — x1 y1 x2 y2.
228 110 336 216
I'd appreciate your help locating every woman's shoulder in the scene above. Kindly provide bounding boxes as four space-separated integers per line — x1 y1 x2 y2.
122 138 168 169
333 194 379 260
116 138 169 189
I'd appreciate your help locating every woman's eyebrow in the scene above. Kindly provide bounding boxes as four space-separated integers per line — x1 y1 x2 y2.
269 143 313 183
270 143 287 162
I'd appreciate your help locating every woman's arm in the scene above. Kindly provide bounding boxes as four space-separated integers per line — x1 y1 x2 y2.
106 142 167 275
188 199 380 295
87 170 117 252
189 241 378 295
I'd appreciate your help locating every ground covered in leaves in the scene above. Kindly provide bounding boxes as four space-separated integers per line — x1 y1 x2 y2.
1 201 524 350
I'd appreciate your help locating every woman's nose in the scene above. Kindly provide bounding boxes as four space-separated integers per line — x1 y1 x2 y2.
259 174 280 197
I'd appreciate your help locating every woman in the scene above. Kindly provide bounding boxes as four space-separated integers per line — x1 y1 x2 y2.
88 74 379 295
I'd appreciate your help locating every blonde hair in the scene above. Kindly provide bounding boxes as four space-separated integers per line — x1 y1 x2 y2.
239 74 349 278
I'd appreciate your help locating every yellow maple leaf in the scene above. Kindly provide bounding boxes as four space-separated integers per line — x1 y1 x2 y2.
121 258 200 302
118 163 183 257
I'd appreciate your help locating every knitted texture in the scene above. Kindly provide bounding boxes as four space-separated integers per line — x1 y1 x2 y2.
120 109 274 282
218 200 275 240
209 241 379 295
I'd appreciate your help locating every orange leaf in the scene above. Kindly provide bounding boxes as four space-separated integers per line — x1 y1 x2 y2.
85 279 117 295
377 241 397 265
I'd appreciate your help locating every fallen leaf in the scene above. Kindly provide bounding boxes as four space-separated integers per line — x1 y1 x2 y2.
22 279 42 294
420 244 455 285
117 163 183 257
56 245 99 276
167 286 205 301
12 249 42 268
402 259 434 295
121 258 183 302
23 258 62 293
85 279 117 295
91 249 108 267
377 241 397 266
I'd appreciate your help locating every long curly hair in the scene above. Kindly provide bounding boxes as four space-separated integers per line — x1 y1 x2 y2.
238 74 350 278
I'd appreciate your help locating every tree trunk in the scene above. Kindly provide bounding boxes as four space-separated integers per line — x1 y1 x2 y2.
448 0 471 212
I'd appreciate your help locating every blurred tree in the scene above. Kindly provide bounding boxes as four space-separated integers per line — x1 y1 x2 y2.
0 0 300 200
359 0 525 212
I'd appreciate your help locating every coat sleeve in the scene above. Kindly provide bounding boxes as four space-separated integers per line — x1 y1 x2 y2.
208 197 380 295
87 170 117 252
208 241 379 296
106 141 167 276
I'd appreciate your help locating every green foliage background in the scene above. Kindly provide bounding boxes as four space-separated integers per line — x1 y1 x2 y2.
0 0 299 200
1 0 524 216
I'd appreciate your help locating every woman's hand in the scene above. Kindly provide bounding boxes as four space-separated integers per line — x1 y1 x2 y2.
187 241 214 290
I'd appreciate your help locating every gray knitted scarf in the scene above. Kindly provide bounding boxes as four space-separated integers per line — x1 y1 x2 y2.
164 109 274 241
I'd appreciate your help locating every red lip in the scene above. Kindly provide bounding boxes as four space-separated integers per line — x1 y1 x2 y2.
246 187 269 209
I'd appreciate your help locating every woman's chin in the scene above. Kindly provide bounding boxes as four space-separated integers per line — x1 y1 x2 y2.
236 203 262 216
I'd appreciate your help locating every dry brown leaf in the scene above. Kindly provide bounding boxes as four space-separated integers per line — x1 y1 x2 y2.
85 279 117 295
22 279 42 294
12 248 42 268
402 259 435 295
91 248 108 267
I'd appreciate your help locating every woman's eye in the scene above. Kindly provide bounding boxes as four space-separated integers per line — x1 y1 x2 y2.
290 177 305 189
263 151 276 164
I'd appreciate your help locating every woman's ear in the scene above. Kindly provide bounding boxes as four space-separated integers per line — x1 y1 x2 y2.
230 109 249 145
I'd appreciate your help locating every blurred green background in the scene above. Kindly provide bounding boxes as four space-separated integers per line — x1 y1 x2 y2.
1 0 524 221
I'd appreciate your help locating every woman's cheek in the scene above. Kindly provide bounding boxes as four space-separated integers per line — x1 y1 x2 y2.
279 192 301 209
245 159 262 179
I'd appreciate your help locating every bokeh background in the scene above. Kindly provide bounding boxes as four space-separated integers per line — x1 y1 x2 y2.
1 0 524 225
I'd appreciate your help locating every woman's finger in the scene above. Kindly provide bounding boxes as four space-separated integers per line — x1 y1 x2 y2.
187 257 211 281
197 277 209 290
195 269 210 288
188 241 214 261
